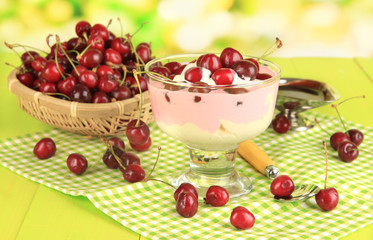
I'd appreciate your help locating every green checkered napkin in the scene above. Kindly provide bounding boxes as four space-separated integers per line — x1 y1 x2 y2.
1 113 373 239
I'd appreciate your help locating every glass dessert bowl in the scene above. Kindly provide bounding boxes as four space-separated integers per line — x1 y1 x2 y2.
145 54 281 198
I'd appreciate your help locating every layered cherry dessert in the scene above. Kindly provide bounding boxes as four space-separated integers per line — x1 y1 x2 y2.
145 45 281 198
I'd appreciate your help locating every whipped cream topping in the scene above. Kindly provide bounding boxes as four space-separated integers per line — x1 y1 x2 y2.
172 62 263 86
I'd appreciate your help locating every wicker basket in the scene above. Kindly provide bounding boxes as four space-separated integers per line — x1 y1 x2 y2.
7 69 154 136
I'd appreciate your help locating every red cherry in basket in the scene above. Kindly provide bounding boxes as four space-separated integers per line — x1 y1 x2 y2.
232 60 258 79
135 45 151 63
33 138 56 159
57 76 77 96
31 56 47 72
176 192 198 218
174 183 198 201
330 132 350 150
184 67 204 83
212 68 236 85
111 37 131 57
92 91 110 103
75 20 91 38
118 152 140 172
17 72 34 87
98 74 120 93
96 65 114 78
87 35 105 51
67 153 88 175
111 86 132 101
70 83 92 103
220 47 243 68
39 82 57 94
79 70 98 89
270 175 295 197
126 119 150 145
197 53 222 73
130 137 152 152
41 61 65 82
338 141 359 162
102 146 125 169
123 164 145 183
347 129 364 146
230 206 255 230
79 48 103 68
21 51 39 68
90 23 109 41
272 116 290 134
50 42 68 58
104 48 122 65
127 75 148 94
204 185 229 206
72 65 87 78
67 37 86 52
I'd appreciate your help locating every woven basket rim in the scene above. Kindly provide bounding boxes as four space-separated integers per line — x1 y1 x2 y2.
8 69 150 118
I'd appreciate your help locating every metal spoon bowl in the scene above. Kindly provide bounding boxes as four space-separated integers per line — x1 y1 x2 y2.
274 184 320 202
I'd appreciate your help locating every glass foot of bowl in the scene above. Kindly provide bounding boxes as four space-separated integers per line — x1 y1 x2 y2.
169 147 253 199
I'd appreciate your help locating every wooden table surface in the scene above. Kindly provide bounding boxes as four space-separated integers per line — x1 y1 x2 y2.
1 53 373 239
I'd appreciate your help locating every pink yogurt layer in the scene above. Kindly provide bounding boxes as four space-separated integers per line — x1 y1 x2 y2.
148 66 280 134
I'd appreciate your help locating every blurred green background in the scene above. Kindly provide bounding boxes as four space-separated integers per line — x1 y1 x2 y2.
1 0 373 59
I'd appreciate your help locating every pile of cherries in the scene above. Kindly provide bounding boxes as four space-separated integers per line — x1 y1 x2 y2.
7 19 153 103
174 183 255 230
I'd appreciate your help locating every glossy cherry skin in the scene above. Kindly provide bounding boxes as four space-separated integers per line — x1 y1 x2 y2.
75 20 91 38
108 137 125 150
102 146 124 169
135 45 151 63
270 175 295 197
176 192 198 218
57 76 77 96
347 129 364 146
118 152 140 172
21 51 39 68
256 73 272 80
72 65 88 78
230 206 255 230
164 61 181 74
212 68 236 85
338 141 359 162
130 137 152 152
96 65 114 78
315 187 339 211
123 164 145 183
67 37 87 52
39 82 58 94
41 61 65 82
79 70 98 89
79 48 103 68
111 86 132 101
246 58 259 69
232 60 258 79
98 74 120 93
67 153 88 175
17 72 34 87
184 67 204 83
87 35 106 51
111 37 131 59
151 66 171 78
272 116 290 134
126 120 150 145
50 42 68 58
197 54 222 73
92 91 110 103
330 132 351 150
104 48 122 65
33 138 56 159
31 56 47 72
90 23 109 41
174 183 198 201
220 47 243 68
70 84 92 103
204 185 229 206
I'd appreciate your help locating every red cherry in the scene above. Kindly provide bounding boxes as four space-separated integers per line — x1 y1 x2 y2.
231 60 258 79
204 185 229 206
21 51 39 68
315 187 339 211
87 35 105 51
126 76 148 94
126 120 150 145
174 183 198 201
118 152 140 172
108 137 125 150
246 58 259 70
197 53 222 73
188 81 211 93
79 48 103 68
270 175 295 197
41 61 65 82
104 48 122 65
72 65 88 78
75 20 91 38
70 83 92 103
98 74 120 93
130 137 152 152
123 164 145 183
220 47 243 68
96 65 114 78
111 37 131 59
33 138 56 159
135 45 151 63
102 146 124 169
90 23 109 41
67 37 87 52
66 153 88 175
211 68 236 85
79 70 98 89
111 86 132 100
57 76 77 96
256 73 272 80
92 91 110 103
39 82 57 94
272 116 290 134
176 192 198 218
17 72 34 87
338 141 359 162
151 66 171 78
184 67 204 83
164 61 181 74
347 129 364 146
174 64 187 75
31 56 47 72
330 132 350 150
230 206 255 230
50 42 68 58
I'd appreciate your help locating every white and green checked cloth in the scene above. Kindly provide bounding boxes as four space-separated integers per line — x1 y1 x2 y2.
0 112 372 240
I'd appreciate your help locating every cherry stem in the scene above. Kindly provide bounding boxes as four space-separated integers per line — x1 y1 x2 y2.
332 95 366 132
117 17 124 38
132 22 148 37
137 70 174 82
54 36 66 80
5 62 19 69
45 92 71 100
55 35 80 76
322 141 328 190
314 118 331 136
146 178 176 189
331 104 347 132
132 69 143 127
144 146 161 181
259 37 282 60
125 33 145 67
106 19 112 29
120 65 128 86
8 42 48 54
4 42 23 62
